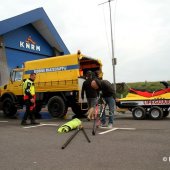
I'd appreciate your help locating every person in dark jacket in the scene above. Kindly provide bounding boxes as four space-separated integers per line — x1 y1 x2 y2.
81 71 98 120
91 79 115 128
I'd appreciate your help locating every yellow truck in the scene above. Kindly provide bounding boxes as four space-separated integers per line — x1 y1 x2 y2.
0 51 103 118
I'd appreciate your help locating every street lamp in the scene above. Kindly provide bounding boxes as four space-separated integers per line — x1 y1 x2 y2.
99 0 116 93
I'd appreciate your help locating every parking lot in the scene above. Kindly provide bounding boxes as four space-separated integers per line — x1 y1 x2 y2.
0 110 170 170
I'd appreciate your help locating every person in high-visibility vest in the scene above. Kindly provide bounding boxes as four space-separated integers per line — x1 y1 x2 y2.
21 73 40 125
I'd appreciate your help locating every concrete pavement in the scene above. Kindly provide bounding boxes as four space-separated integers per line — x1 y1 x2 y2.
0 111 170 170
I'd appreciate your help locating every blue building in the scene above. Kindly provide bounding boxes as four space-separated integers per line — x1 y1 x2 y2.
0 8 69 85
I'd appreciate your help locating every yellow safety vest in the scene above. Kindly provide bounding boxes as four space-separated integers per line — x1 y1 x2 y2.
23 79 35 97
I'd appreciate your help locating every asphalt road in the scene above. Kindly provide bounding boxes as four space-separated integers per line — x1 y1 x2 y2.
0 110 170 170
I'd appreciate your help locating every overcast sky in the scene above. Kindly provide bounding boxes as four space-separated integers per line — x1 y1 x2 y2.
1 0 170 83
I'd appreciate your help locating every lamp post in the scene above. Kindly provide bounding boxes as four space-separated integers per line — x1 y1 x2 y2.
99 0 116 93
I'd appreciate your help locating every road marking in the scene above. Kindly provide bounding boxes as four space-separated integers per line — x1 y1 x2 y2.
23 124 45 128
0 121 8 123
23 123 59 129
99 127 136 135
40 123 59 126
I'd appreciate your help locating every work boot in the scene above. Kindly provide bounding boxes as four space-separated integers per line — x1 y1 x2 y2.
30 120 40 125
21 120 29 126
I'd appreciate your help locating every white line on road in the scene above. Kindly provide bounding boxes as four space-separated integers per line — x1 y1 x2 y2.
0 121 8 123
99 127 136 135
41 123 59 126
23 124 45 128
23 123 59 129
99 128 118 134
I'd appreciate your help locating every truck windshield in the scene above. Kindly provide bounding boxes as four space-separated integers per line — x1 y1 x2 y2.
11 71 23 82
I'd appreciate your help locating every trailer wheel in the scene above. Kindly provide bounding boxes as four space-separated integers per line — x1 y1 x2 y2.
48 96 66 118
149 106 163 120
132 106 146 120
2 98 17 117
163 110 169 117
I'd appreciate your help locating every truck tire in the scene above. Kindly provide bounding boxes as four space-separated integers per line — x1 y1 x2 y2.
47 96 66 118
2 98 17 117
163 110 169 117
149 106 163 120
71 103 88 117
132 106 146 120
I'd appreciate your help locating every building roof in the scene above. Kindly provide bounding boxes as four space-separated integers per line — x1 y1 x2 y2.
0 7 70 54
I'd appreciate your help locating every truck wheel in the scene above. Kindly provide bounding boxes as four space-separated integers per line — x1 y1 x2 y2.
71 103 88 117
2 98 17 117
149 106 163 120
132 106 146 120
163 110 169 117
47 96 66 118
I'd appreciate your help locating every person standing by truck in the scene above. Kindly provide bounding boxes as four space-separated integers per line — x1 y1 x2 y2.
81 71 98 120
21 73 39 125
91 79 115 128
